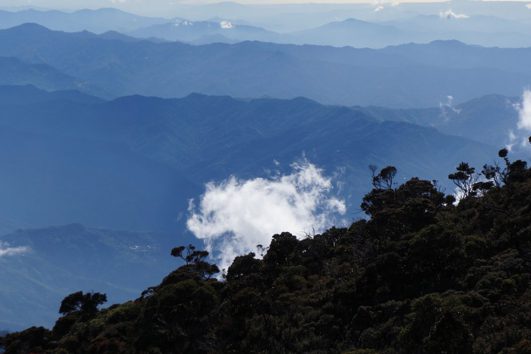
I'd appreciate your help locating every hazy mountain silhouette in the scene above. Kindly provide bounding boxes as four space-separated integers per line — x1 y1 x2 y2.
0 8 167 33
289 18 411 48
0 25 530 107
3 7 531 48
361 94 519 147
131 19 280 44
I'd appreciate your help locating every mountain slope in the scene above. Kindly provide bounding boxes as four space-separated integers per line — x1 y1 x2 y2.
0 89 199 234
0 86 495 232
360 94 520 147
0 224 177 330
0 84 103 105
0 56 91 93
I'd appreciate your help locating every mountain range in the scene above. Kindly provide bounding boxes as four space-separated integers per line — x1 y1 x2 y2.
0 84 497 226
0 8 166 33
360 94 520 147
0 83 515 330
290 15 531 48
2 7 531 48
0 24 530 107
130 19 280 45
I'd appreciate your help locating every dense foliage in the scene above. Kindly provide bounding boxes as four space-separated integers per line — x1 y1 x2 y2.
2 147 531 354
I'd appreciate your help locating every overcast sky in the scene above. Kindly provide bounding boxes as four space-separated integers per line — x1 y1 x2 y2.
0 0 526 21
0 0 448 10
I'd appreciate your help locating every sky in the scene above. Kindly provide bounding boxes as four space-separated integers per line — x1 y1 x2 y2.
0 0 452 21
0 0 442 5
0 0 463 12
1 0 528 16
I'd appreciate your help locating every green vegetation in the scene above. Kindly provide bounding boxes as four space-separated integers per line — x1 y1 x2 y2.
2 145 531 353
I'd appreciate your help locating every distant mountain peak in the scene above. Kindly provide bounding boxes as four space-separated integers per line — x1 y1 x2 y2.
339 18 371 25
429 39 467 45
73 7 130 15
7 22 51 33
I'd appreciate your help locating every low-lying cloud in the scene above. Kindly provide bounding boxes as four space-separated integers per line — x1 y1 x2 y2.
0 242 29 257
518 89 531 132
439 9 469 20
439 95 461 121
507 89 531 151
187 162 346 271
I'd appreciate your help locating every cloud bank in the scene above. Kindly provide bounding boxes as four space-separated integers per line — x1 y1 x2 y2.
0 242 29 257
187 162 346 271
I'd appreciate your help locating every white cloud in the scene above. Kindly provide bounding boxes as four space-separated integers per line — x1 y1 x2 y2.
439 9 469 20
220 20 234 29
507 129 517 151
506 90 531 152
0 242 29 257
517 89 531 132
174 20 194 27
187 161 346 271
439 95 461 121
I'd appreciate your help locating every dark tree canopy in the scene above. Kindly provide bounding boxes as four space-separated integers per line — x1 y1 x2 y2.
370 165 398 190
448 162 477 197
59 291 107 316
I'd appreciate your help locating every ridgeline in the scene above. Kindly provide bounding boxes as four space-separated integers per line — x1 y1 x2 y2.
2 144 531 354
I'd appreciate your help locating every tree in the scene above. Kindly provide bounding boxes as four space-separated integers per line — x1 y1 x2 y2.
448 162 477 198
171 244 209 265
59 291 107 316
171 244 220 279
371 165 397 190
226 253 262 281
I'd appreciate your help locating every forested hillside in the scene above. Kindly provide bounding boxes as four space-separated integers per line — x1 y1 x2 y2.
3 144 531 353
